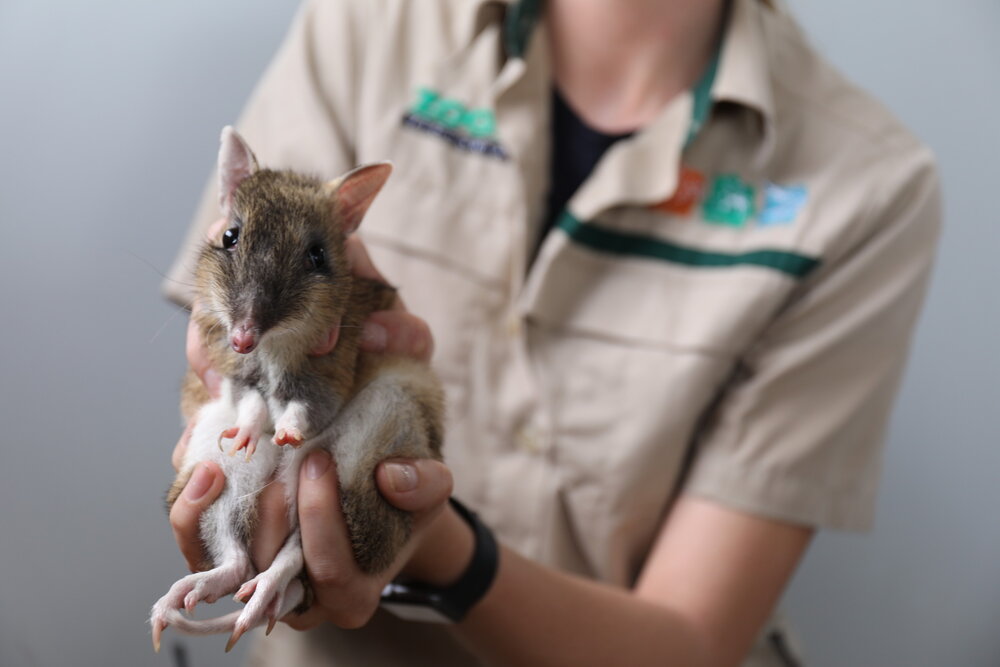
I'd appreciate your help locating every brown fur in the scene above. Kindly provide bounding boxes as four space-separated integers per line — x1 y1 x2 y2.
169 162 443 578
342 355 445 572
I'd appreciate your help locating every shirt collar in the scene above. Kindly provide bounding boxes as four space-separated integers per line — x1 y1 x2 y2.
709 0 776 146
455 0 515 53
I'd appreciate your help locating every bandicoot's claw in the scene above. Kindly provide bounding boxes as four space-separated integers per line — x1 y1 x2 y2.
217 427 238 452
266 613 278 636
234 580 256 604
226 625 248 653
273 428 304 447
152 619 165 653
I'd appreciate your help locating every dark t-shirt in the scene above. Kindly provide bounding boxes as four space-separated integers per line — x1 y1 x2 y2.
541 88 634 244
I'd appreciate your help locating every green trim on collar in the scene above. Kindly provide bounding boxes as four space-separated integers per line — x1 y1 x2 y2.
686 49 721 147
557 212 820 278
504 0 542 58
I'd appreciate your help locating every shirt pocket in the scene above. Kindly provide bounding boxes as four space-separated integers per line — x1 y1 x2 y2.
522 230 802 357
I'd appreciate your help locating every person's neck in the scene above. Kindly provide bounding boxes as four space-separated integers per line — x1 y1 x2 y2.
545 0 728 133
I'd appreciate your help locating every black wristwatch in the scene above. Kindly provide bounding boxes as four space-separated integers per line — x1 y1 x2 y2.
380 498 499 623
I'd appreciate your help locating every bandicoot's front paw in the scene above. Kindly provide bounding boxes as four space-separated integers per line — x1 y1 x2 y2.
273 401 309 447
218 426 263 460
273 427 304 447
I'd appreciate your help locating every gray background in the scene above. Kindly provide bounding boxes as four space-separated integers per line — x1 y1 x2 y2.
0 1 996 666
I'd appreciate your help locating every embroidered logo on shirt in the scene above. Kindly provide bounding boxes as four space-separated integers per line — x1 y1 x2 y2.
758 182 808 226
650 166 706 216
401 88 509 160
636 167 812 231
702 174 756 227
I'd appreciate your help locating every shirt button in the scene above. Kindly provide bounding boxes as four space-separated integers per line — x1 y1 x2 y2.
515 426 541 454
506 313 522 337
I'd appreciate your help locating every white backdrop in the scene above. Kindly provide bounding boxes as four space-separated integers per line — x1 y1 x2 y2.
0 1 996 666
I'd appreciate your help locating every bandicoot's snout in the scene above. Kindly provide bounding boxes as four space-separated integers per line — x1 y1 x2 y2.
230 321 259 354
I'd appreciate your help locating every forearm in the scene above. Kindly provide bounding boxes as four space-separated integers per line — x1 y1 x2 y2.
407 506 710 666
453 543 710 667
405 496 810 667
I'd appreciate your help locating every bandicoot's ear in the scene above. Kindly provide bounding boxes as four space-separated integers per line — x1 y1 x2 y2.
217 125 259 215
324 162 393 234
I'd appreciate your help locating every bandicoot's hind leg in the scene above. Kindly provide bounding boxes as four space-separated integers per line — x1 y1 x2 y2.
332 360 444 573
151 399 280 651
225 445 311 651
150 543 253 652
227 530 307 651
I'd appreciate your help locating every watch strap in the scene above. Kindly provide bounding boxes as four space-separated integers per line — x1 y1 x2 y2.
380 497 499 623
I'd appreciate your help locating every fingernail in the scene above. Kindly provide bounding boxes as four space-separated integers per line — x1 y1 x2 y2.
361 322 387 352
305 451 331 480
185 464 213 501
385 462 417 493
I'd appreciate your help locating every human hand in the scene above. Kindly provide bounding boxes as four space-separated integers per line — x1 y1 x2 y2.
275 452 464 630
167 453 464 628
346 235 434 362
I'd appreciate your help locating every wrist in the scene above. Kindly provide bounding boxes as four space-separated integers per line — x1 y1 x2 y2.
382 498 499 624
401 501 475 587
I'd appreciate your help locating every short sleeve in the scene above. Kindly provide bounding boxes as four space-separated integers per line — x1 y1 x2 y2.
163 0 363 306
683 146 942 531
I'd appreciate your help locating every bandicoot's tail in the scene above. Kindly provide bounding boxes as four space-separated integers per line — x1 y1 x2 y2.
150 608 241 653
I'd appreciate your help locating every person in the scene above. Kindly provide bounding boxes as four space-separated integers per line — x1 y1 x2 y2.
163 0 941 664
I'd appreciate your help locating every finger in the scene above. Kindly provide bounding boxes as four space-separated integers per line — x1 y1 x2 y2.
360 310 434 362
250 479 291 572
344 235 389 284
205 217 227 244
281 604 327 632
186 309 222 398
169 462 226 571
172 420 195 472
297 451 356 588
375 459 453 522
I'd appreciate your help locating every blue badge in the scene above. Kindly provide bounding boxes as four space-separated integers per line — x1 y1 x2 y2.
758 183 807 226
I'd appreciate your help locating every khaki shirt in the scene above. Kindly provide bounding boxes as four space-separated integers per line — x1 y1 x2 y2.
166 0 941 664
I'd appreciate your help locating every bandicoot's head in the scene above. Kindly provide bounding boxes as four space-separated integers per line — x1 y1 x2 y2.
196 126 391 355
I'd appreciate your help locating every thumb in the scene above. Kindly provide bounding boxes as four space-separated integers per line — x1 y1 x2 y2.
169 462 226 571
375 459 453 516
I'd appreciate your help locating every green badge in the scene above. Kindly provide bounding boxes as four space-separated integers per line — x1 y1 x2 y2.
410 88 496 138
702 174 756 227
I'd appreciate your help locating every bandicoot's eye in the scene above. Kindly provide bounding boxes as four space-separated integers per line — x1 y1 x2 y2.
307 244 327 271
222 227 240 250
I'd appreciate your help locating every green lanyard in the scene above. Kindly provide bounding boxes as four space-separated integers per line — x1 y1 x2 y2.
685 49 720 148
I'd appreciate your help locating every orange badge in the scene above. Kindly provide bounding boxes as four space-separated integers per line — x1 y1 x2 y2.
651 167 706 216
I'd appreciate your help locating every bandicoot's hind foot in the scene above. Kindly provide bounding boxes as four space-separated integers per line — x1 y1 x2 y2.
149 559 253 651
226 578 305 652
226 530 308 651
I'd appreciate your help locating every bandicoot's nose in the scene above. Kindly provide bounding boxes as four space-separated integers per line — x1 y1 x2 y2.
230 323 258 354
